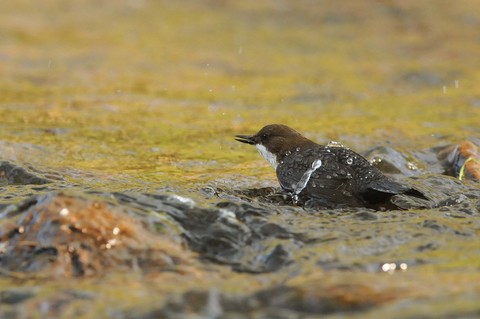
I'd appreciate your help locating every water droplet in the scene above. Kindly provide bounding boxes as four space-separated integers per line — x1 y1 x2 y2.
292 194 299 204
346 158 354 165
326 175 332 179
342 190 352 197
311 159 322 170
285 150 291 156
296 147 301 152
406 162 418 170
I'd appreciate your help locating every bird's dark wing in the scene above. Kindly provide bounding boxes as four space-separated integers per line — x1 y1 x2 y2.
334 147 429 204
363 175 427 202
276 147 362 206
276 145 427 207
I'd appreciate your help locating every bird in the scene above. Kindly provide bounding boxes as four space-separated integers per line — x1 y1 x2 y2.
235 124 427 209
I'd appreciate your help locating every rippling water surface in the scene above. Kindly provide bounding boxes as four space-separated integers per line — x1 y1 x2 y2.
1 1 480 318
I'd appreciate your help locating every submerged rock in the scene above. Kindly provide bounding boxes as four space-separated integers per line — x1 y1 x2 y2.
0 192 195 277
0 289 35 305
363 146 420 176
0 180 478 318
437 140 480 181
234 186 292 206
0 161 50 186
113 193 304 273
0 190 311 277
394 71 445 90
132 275 406 318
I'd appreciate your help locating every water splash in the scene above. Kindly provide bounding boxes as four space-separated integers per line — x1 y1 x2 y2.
327 141 345 148
291 159 322 203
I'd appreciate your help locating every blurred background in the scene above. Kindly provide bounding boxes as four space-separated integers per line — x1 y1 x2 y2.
1 0 479 191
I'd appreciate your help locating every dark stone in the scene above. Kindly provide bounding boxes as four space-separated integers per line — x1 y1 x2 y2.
421 220 449 232
0 290 35 304
0 161 50 186
363 146 420 176
0 192 194 277
354 211 378 220
132 282 398 318
416 242 438 252
112 194 303 273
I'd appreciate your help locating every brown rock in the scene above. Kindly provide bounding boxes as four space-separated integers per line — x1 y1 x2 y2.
458 141 480 180
0 192 195 278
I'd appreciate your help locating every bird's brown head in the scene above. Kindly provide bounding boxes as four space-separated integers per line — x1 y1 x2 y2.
235 124 315 168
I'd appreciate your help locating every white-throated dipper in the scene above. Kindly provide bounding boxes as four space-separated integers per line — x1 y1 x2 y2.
235 124 427 209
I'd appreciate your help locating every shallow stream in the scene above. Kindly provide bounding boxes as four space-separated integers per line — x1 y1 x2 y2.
1 1 480 318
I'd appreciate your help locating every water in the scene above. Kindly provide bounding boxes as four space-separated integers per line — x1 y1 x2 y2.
1 0 480 318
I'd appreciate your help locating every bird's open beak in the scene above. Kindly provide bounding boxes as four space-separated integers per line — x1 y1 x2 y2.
235 134 255 145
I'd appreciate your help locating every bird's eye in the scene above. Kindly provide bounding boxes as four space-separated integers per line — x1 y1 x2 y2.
262 133 268 139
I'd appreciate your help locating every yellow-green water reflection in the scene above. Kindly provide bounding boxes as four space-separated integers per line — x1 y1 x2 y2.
1 0 480 317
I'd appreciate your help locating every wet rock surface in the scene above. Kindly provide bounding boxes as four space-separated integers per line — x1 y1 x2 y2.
436 141 480 181
0 144 480 318
133 281 403 318
112 192 304 273
364 146 421 176
0 161 51 186
0 192 195 277
2 0 480 316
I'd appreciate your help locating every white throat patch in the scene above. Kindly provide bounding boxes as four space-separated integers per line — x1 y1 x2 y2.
256 144 278 169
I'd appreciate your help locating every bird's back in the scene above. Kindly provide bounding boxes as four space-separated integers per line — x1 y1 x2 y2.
276 144 419 208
